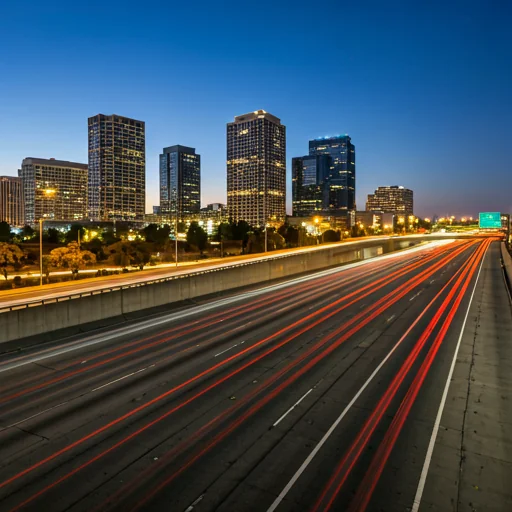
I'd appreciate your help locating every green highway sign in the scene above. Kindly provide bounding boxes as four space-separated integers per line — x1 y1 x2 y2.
479 212 502 229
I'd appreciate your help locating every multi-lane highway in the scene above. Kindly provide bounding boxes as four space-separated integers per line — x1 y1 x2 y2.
0 238 499 511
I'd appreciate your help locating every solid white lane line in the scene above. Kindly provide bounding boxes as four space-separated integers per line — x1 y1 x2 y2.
411 248 486 512
272 389 313 428
91 365 154 392
0 241 450 374
265 262 457 512
214 341 245 357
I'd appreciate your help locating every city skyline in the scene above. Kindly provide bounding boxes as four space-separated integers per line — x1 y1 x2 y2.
0 1 510 218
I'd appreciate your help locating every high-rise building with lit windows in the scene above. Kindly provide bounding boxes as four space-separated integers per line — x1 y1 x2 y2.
19 158 88 226
291 155 331 216
309 135 356 212
88 114 145 222
159 145 201 219
0 176 25 227
366 186 413 214
227 110 286 227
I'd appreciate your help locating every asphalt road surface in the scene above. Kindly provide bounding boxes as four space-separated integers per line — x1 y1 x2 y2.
0 238 496 511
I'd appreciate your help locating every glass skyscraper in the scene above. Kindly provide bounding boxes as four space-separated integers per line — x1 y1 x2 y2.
309 135 356 213
159 145 201 219
291 155 331 217
227 110 286 227
292 135 355 216
88 114 146 222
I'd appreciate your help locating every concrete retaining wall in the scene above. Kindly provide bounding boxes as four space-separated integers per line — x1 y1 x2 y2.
501 242 512 293
0 239 418 344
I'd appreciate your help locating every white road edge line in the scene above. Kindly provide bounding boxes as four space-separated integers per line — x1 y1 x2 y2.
0 240 451 375
410 245 487 512
272 389 313 428
91 365 154 392
265 250 459 512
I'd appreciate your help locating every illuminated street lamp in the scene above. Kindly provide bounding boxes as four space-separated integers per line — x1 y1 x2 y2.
301 221 306 247
39 218 43 286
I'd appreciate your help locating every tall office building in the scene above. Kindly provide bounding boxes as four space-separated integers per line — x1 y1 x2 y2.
366 186 414 214
159 145 200 219
291 155 331 216
0 176 25 227
19 158 88 226
227 110 286 227
309 135 356 212
88 114 146 222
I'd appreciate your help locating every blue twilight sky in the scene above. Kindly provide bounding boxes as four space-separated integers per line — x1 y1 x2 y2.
0 0 510 218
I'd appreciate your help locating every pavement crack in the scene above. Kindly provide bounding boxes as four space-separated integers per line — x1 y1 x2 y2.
456 280 483 512
33 362 56 371
15 426 49 441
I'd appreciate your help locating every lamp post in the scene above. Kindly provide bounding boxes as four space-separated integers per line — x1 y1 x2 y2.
301 221 306 247
174 189 179 268
39 218 43 287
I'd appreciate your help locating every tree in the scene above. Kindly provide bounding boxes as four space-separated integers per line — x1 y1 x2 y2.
21 225 35 241
132 242 152 269
214 222 233 242
50 242 96 278
0 243 24 280
65 224 86 244
41 255 51 284
142 224 171 245
267 230 286 251
0 221 12 242
323 229 341 243
46 228 61 244
101 229 120 246
279 225 299 247
247 231 264 254
107 241 152 269
85 237 108 261
106 241 133 268
186 222 208 254
231 220 252 241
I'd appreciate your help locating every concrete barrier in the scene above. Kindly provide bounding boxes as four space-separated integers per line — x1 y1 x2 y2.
501 242 512 293
0 239 420 344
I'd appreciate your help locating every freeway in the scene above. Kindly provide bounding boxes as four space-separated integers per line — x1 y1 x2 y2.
0 237 504 511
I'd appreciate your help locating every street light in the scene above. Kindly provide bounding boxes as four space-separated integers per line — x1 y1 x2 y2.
301 222 306 247
39 218 43 286
173 188 178 267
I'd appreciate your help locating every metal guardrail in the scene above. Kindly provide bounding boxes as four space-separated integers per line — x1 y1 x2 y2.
0 245 341 314
1 234 468 314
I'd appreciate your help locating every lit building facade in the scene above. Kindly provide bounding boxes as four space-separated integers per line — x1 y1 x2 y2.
0 176 25 227
227 110 286 227
291 154 331 216
19 158 88 226
366 186 414 215
160 145 200 219
309 135 356 212
88 114 146 222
